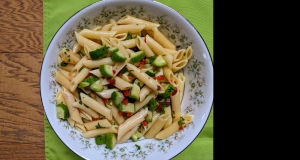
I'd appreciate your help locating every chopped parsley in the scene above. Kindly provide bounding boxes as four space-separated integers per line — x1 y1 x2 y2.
60 61 68 67
95 122 102 129
78 66 84 72
178 117 185 126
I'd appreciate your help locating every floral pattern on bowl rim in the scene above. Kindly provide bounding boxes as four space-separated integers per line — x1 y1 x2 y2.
41 1 213 160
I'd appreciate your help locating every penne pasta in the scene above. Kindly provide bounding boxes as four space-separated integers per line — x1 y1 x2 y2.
177 73 185 103
117 124 140 144
173 49 185 63
136 36 155 57
61 89 83 124
113 33 128 41
152 27 176 50
82 126 118 138
183 46 193 60
70 67 90 92
72 42 82 54
100 37 113 48
100 24 113 31
95 88 119 99
144 114 170 139
74 122 87 133
113 76 133 90
171 88 181 122
163 106 172 129
121 38 137 48
79 29 117 39
110 38 129 58
139 85 152 102
117 15 160 30
162 66 179 87
75 32 101 51
54 69 71 90
71 55 88 77
134 92 156 112
111 24 146 34
82 57 115 69
155 115 194 139
110 104 125 125
140 112 160 135
172 60 188 72
59 48 81 65
72 101 100 118
84 119 112 131
59 69 72 81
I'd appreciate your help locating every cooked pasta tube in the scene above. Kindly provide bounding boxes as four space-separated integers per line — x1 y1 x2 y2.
111 23 146 34
117 15 160 30
71 55 88 77
75 32 101 51
80 92 112 121
134 92 156 112
121 38 137 48
96 88 119 99
126 63 164 94
79 29 117 39
72 101 100 118
75 122 86 133
177 73 185 103
136 36 155 57
109 19 118 26
164 48 177 56
139 85 152 102
100 37 113 48
101 24 113 31
55 89 65 104
117 124 140 144
145 35 168 56
59 48 81 65
110 38 129 58
82 57 115 69
110 104 125 125
89 68 102 77
92 26 102 31
113 33 128 41
162 66 179 87
182 46 193 60
152 27 176 50
67 118 75 127
171 88 181 122
79 109 93 121
82 126 118 138
113 76 133 90
61 89 83 124
173 49 185 63
140 112 160 135
155 115 194 139
84 119 112 131
54 69 71 92
172 60 188 72
94 94 105 106
162 53 173 69
144 114 170 139
72 42 82 54
70 67 90 92
163 106 172 129
59 69 72 81
112 58 130 77
118 108 148 141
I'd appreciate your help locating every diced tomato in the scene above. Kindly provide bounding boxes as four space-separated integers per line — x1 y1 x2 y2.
139 62 144 70
117 74 122 78
156 103 162 112
128 76 134 82
86 73 93 78
127 112 132 117
156 75 164 81
122 98 128 105
179 125 184 130
141 58 147 64
144 37 146 42
165 98 171 105
92 117 99 121
142 120 148 126
91 92 96 99
123 89 130 97
113 70 116 74
118 111 123 116
102 98 109 103
171 88 178 96
107 78 115 85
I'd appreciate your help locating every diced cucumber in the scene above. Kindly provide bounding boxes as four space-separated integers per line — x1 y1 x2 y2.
111 51 127 62
133 79 144 88
147 98 158 111
121 72 132 83
89 80 104 92
145 69 155 77
108 47 119 54
131 130 143 142
99 65 113 78
129 83 140 100
89 45 108 60
146 56 156 64
111 91 124 107
56 103 70 119
158 83 175 98
151 55 167 67
130 51 145 64
105 133 117 149
145 110 153 123
83 75 99 85
95 135 106 145
78 81 90 88
125 32 132 40
118 103 135 113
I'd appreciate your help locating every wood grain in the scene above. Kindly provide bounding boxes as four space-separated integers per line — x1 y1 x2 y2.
0 0 44 159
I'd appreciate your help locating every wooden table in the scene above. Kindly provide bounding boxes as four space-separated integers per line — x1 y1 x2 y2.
0 0 45 159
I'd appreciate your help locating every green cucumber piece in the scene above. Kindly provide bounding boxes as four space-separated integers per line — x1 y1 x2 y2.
129 83 140 100
83 75 99 85
118 103 135 113
108 47 119 54
105 133 117 149
89 80 104 92
95 135 106 145
111 91 124 107
130 51 145 64
146 56 156 64
133 79 144 88
56 103 70 119
99 65 113 78
145 110 153 123
151 55 167 67
145 69 155 77
131 130 143 142
158 83 175 98
147 98 158 111
89 45 108 60
111 51 127 62
78 81 90 88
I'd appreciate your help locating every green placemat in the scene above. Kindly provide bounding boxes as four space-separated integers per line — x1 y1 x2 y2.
43 0 213 160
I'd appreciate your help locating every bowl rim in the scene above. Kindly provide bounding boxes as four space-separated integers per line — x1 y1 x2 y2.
40 0 214 159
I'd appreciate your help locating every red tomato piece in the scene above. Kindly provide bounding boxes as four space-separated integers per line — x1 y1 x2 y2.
123 90 130 97
171 88 178 96
118 111 123 116
179 125 184 130
142 120 148 126
127 112 132 117
122 99 128 105
156 75 164 81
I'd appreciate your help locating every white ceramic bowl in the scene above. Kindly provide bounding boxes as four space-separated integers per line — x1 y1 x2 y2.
40 0 213 159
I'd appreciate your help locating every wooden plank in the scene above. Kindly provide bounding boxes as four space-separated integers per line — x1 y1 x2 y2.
0 143 45 160
0 0 42 53
0 53 44 144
